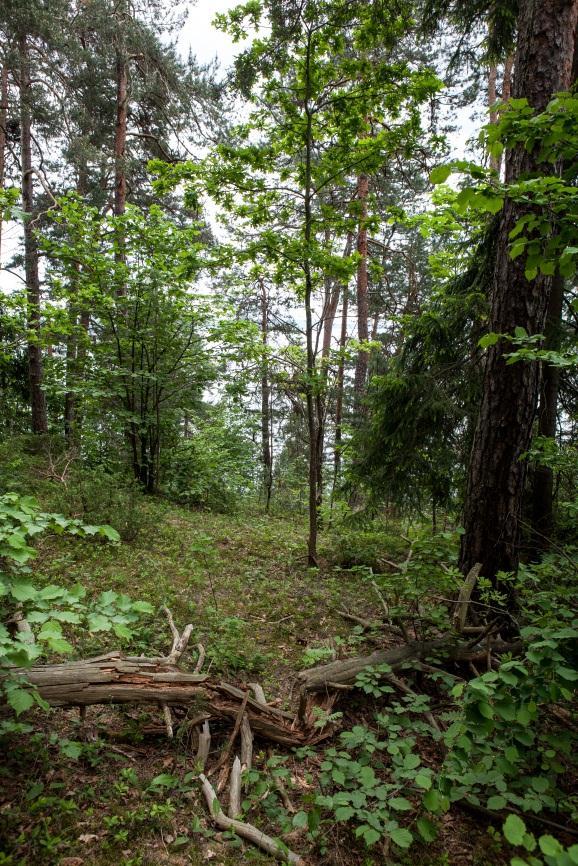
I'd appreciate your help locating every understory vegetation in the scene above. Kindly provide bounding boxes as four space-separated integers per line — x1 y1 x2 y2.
1 0 578 864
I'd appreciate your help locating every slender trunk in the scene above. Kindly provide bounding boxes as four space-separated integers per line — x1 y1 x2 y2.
459 0 578 595
114 46 128 297
19 35 48 435
303 32 318 566
114 51 127 219
0 63 8 264
353 173 369 413
260 278 273 510
502 54 514 102
64 168 89 448
531 272 564 546
333 287 349 491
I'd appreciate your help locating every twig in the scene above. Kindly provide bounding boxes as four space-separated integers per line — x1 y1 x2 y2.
229 755 242 818
162 605 179 651
453 563 482 632
196 720 211 771
386 674 444 738
194 643 206 674
199 774 305 864
249 683 267 706
240 716 253 773
209 691 249 778
161 703 174 738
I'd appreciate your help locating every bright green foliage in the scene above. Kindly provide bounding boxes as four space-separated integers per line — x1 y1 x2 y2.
0 492 152 719
502 814 578 866
431 93 578 281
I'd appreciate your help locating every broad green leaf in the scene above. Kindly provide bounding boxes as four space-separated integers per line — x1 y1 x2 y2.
503 814 527 846
390 827 413 849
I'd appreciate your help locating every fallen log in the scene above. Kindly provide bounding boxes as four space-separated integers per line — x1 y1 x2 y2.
0 652 315 746
299 635 522 692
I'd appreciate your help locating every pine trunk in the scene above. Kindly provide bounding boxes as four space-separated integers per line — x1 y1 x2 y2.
19 35 48 435
260 279 273 510
0 63 8 264
459 0 578 592
353 173 369 413
531 272 564 546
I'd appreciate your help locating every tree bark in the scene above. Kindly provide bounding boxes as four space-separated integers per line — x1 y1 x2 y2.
531 272 564 546
260 278 273 510
0 63 8 264
459 0 578 592
1 652 315 747
333 285 349 489
353 173 369 413
19 34 48 435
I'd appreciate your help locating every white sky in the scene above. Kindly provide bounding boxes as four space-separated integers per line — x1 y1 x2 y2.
178 0 246 69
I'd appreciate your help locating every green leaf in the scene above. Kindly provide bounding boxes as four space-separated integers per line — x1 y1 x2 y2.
362 827 381 847
389 797 413 811
429 165 452 184
10 581 37 602
487 795 507 810
99 525 121 542
503 814 527 846
61 740 83 760
88 614 112 632
414 772 433 790
390 827 413 849
292 810 308 829
6 686 35 715
479 332 500 349
150 773 177 788
538 835 563 857
334 806 355 821
416 817 437 842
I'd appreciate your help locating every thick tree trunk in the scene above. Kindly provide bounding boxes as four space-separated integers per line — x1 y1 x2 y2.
459 0 578 591
353 173 369 413
531 272 564 546
19 35 48 435
0 63 8 264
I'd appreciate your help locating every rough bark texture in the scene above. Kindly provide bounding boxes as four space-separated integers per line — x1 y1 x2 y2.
114 52 128 219
333 285 349 488
459 0 578 588
0 63 8 263
353 173 369 413
531 272 564 545
260 279 273 510
0 652 314 747
19 34 48 434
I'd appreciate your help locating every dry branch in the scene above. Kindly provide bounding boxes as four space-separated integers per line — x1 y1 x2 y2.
199 773 305 865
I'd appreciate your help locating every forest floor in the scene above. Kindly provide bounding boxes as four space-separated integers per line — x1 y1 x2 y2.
0 494 511 866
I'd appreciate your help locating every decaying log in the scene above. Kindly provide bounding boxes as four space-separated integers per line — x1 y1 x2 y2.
199 773 305 865
299 634 522 692
453 563 482 632
0 653 318 746
299 638 454 692
196 720 211 770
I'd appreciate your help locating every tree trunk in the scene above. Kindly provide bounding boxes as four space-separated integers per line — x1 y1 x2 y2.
459 0 578 593
260 278 273 510
114 50 128 219
488 62 499 171
0 63 8 264
333 286 349 489
353 173 369 413
19 34 48 435
531 272 564 546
